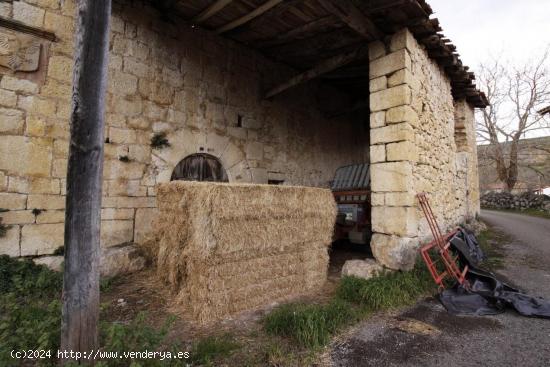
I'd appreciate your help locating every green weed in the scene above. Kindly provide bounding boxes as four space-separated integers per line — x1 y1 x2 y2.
190 334 240 366
264 299 356 349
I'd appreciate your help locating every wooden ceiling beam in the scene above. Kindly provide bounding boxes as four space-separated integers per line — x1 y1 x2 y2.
215 0 284 34
193 0 234 24
264 45 368 99
317 0 383 41
255 15 338 48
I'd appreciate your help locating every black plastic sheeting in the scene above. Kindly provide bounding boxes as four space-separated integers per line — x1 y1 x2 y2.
438 228 550 318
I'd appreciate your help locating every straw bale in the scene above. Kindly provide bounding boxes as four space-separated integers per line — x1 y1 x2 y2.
150 181 336 323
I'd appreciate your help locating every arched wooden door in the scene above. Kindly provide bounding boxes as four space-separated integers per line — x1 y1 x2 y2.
170 153 229 182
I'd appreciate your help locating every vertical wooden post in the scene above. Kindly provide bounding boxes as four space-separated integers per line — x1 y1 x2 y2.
61 0 111 363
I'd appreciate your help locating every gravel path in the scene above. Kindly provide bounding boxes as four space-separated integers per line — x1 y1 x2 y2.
330 210 550 367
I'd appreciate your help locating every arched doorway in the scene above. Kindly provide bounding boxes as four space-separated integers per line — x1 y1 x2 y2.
170 153 229 182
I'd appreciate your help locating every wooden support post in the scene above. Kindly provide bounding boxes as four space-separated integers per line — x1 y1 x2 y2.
61 0 111 363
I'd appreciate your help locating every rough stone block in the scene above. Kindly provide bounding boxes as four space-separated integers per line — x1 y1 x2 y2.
13 2 45 27
250 167 268 183
0 171 6 191
0 108 24 134
0 226 20 256
370 122 413 144
113 97 142 117
27 194 65 210
1 210 35 224
109 127 137 144
107 179 146 197
134 207 158 244
0 136 52 176
386 141 418 162
34 256 63 272
368 40 386 61
0 76 38 94
370 161 412 192
103 160 145 180
0 193 27 209
370 233 418 270
100 244 146 277
246 142 263 160
371 206 417 237
369 111 385 128
52 158 67 178
341 259 384 279
387 69 418 89
101 208 134 220
369 50 411 79
47 55 73 82
9 176 60 195
108 70 138 96
21 223 64 256
370 76 387 92
370 144 385 163
0 90 17 107
390 28 417 53
101 196 156 209
101 220 134 247
128 116 150 130
371 193 385 206
36 210 65 224
370 85 411 112
385 192 415 207
386 105 419 126
128 145 151 162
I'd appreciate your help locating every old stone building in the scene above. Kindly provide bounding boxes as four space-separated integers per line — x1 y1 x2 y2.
0 0 486 271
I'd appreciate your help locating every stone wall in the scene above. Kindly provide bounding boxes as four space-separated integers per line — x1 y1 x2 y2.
0 0 368 257
368 29 480 270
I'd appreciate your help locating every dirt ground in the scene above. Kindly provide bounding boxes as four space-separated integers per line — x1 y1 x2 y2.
328 212 550 367
100 241 364 363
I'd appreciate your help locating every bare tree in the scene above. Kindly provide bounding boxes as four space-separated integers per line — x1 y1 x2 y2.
477 49 550 191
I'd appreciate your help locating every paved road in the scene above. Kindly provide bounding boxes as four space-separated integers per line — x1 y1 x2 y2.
330 210 550 367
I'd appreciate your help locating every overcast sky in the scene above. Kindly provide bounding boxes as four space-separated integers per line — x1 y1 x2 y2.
428 0 550 139
428 0 550 70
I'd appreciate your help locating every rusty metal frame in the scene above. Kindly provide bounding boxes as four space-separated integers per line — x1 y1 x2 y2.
417 193 469 290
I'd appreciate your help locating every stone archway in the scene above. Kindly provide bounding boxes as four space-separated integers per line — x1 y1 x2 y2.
170 153 229 182
152 129 252 184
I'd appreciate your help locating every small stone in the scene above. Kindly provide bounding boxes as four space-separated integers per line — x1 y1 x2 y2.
341 259 384 280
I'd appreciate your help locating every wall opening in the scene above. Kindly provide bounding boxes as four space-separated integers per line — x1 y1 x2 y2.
171 153 229 182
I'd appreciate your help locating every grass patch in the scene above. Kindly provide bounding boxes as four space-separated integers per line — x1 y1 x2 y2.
0 255 188 366
264 299 357 349
476 227 506 269
0 255 63 366
190 334 240 366
263 260 435 352
336 261 435 310
491 207 550 220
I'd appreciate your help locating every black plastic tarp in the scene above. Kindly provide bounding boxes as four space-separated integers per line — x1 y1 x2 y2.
438 228 550 318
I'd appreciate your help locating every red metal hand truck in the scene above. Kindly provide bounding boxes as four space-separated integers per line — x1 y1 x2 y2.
417 193 469 291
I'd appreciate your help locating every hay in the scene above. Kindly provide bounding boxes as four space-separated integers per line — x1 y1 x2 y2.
150 181 337 323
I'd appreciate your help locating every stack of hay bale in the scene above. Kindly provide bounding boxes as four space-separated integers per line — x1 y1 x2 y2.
148 181 337 323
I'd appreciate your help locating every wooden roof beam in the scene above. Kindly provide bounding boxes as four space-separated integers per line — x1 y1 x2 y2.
216 0 284 34
193 0 234 24
257 15 338 48
264 45 369 99
317 0 383 41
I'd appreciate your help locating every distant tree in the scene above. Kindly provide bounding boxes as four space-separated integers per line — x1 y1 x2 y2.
477 49 550 191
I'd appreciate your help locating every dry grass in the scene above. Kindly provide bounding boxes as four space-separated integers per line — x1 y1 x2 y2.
146 181 337 323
